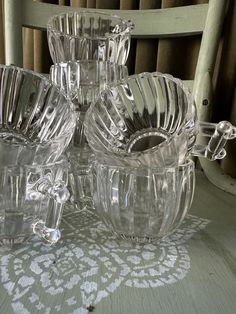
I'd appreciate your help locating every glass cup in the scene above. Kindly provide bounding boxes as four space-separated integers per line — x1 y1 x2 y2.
92 159 195 243
47 11 134 65
50 60 128 209
50 60 128 148
0 65 76 166
85 72 236 168
0 158 69 247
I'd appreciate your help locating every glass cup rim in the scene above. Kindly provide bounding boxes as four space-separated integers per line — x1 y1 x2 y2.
100 71 194 105
0 64 76 146
94 157 194 173
47 10 134 40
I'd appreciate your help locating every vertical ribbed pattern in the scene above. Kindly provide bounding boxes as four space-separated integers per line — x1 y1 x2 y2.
47 12 133 64
85 72 196 168
0 65 75 165
0 67 71 139
93 159 195 242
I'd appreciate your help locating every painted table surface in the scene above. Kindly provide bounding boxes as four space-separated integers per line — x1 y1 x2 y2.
0 170 236 314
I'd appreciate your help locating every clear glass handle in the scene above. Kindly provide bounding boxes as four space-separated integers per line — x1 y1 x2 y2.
192 121 236 160
33 179 70 245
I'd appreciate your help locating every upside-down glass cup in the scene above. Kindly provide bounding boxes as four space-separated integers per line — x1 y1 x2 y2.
47 11 134 65
92 158 195 243
0 65 76 166
50 60 128 209
84 72 236 168
0 158 69 247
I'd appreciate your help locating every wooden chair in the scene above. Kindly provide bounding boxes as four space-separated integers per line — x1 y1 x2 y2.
3 0 236 195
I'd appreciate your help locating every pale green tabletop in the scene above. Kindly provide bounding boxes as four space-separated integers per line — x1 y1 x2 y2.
0 170 236 314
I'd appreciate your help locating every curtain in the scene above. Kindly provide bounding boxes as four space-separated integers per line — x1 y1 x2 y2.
1 0 236 176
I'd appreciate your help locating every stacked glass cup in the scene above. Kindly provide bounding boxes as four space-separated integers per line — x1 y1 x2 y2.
47 11 236 243
0 65 76 246
47 11 133 209
84 72 236 243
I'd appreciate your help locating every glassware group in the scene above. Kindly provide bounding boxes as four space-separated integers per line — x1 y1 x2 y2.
48 11 133 209
50 60 128 208
0 65 75 246
84 71 236 242
1 10 235 247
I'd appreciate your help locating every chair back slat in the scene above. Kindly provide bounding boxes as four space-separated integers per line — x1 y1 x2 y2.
21 0 208 37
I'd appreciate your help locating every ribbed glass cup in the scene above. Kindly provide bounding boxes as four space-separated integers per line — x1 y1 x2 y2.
85 72 197 168
47 11 134 65
92 159 195 243
0 65 76 166
50 60 128 209
85 72 236 168
0 158 69 247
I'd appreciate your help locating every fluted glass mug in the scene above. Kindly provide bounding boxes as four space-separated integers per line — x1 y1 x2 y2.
0 65 76 166
0 158 69 247
47 11 134 65
92 159 195 243
85 72 236 168
86 72 236 242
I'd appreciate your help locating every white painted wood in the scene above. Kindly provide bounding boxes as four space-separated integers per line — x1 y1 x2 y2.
183 80 194 91
192 0 236 195
199 157 236 195
4 0 23 66
20 0 208 37
193 0 226 104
